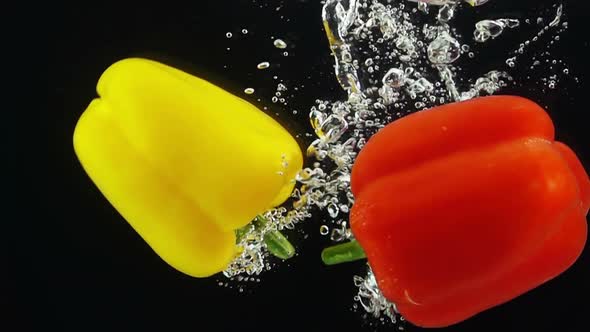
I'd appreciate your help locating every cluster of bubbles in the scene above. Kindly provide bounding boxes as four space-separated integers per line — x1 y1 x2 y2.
353 269 401 326
223 0 570 327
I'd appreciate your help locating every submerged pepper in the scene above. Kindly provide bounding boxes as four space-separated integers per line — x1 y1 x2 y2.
327 95 589 327
73 58 303 278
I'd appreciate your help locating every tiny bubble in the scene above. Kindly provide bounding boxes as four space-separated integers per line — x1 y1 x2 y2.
274 39 288 49
257 62 270 69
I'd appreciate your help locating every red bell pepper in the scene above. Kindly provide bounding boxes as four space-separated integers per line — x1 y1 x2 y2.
348 95 589 328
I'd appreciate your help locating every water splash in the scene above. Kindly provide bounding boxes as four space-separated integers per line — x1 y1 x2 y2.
322 0 362 95
307 0 569 325
353 267 401 325
223 3 571 325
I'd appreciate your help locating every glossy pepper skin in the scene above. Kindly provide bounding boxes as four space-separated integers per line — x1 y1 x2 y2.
73 58 302 278
350 95 590 328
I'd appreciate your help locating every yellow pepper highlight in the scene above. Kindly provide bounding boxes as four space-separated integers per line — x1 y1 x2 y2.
73 58 303 277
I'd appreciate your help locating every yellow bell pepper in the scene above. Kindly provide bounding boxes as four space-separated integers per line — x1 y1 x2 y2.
73 58 303 278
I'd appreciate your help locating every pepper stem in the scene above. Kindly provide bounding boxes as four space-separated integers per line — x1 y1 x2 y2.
235 224 253 242
263 230 295 260
321 240 366 265
235 215 295 260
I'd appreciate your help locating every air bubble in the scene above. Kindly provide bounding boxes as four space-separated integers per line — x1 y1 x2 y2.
257 62 270 69
428 32 461 64
327 203 339 218
274 39 288 49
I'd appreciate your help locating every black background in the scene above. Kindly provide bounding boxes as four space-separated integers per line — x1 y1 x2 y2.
28 0 590 331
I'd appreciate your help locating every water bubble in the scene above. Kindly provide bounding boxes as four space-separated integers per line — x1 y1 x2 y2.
340 204 349 213
321 115 349 143
382 68 405 88
379 85 396 105
474 19 519 43
354 268 399 323
257 62 270 69
437 4 454 23
330 224 351 242
549 4 563 27
399 55 411 62
225 32 232 38
320 225 330 235
428 32 461 64
327 203 339 218
244 88 255 94
395 36 413 51
407 78 434 95
309 110 327 133
506 57 516 68
241 29 248 34
274 39 288 49
417 1 429 14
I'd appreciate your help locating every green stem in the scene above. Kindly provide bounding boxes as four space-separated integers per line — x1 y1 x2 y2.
235 224 253 243
235 216 295 260
321 240 366 265
263 230 295 260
